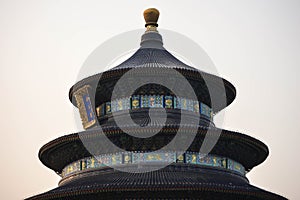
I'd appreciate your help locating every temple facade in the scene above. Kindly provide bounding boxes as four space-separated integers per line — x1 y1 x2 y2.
28 8 286 200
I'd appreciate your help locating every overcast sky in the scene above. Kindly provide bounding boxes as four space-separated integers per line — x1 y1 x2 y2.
0 0 299 199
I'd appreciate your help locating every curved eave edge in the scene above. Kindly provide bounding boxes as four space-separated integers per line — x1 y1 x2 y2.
26 184 286 200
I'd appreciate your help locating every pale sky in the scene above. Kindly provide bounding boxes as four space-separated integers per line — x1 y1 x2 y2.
0 0 299 199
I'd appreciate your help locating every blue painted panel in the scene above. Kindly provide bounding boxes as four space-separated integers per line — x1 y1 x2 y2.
82 94 95 122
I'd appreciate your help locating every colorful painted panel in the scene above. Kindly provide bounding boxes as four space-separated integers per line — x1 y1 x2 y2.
149 95 156 108
116 99 124 111
111 100 118 112
186 99 194 111
174 96 180 109
95 155 106 167
164 96 173 108
80 160 87 170
155 95 164 108
220 158 227 168
198 155 213 167
87 157 97 169
186 152 197 164
132 152 143 163
95 95 213 122
228 158 245 174
74 85 96 129
65 162 75 175
133 153 147 163
131 95 140 109
82 94 95 122
141 95 149 108
144 152 163 162
193 101 199 113
181 98 188 110
200 103 211 118
62 151 246 178
105 102 111 114
122 98 130 110
105 155 111 166
176 152 185 163
210 156 221 167
102 154 112 166
165 152 177 163
111 153 122 165
123 153 132 164
96 104 105 117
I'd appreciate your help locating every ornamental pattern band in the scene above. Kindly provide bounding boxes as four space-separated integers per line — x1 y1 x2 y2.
74 85 214 129
62 151 245 178
96 95 213 119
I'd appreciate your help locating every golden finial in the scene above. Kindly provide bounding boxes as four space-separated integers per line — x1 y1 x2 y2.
143 8 160 28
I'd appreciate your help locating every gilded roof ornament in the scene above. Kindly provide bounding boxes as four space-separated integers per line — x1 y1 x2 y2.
144 8 159 31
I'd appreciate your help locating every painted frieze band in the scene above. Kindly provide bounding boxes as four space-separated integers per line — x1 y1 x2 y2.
62 151 245 178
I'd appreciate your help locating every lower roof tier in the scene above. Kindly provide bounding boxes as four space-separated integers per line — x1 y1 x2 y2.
39 125 269 174
27 165 286 200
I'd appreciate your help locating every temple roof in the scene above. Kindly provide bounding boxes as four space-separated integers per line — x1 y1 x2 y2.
27 166 286 200
110 48 198 71
28 8 287 200
69 7 236 113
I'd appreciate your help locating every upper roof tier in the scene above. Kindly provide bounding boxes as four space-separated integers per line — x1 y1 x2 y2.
110 8 205 71
69 8 236 113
